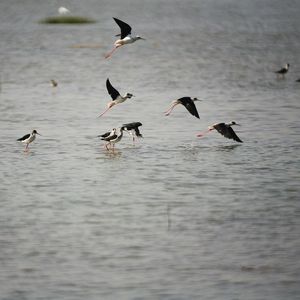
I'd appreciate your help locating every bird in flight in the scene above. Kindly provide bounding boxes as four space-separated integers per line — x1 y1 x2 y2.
98 79 134 117
197 121 243 143
165 97 201 119
122 122 143 142
105 18 145 59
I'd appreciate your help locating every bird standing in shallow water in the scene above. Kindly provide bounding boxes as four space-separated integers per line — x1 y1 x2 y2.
197 121 243 143
165 97 201 119
122 122 143 142
17 130 41 151
105 18 145 59
50 79 58 87
275 63 289 78
98 78 133 117
102 128 124 151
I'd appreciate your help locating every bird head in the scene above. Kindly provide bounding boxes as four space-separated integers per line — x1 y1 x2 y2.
32 130 41 135
193 97 202 102
136 36 146 41
230 121 240 126
126 93 134 99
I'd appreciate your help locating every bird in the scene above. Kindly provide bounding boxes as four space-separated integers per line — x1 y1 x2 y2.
98 128 116 140
105 17 145 59
58 7 70 15
122 122 143 142
102 127 124 151
275 63 289 78
165 97 201 119
197 121 243 143
17 130 41 151
50 79 58 87
98 78 134 117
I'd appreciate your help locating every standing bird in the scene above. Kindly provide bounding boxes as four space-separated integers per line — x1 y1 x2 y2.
122 122 143 142
98 128 116 140
98 78 133 117
197 121 243 143
165 97 201 119
103 127 124 151
17 130 41 151
275 63 289 78
50 79 58 87
58 7 70 15
105 17 145 59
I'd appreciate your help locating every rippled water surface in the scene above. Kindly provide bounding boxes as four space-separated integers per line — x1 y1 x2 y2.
0 0 300 299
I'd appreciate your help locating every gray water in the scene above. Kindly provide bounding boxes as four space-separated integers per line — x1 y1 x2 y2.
0 0 300 299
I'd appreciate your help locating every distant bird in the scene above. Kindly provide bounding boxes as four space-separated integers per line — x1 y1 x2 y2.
275 63 289 78
105 17 145 59
296 78 300 82
165 97 201 119
197 121 243 143
98 78 133 117
50 79 58 87
122 122 143 142
17 130 41 151
102 127 124 151
58 7 70 15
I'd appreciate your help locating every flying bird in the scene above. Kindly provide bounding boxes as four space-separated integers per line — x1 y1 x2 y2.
275 63 289 78
17 130 41 151
105 18 145 59
165 97 201 119
98 78 133 117
122 122 143 142
197 121 243 143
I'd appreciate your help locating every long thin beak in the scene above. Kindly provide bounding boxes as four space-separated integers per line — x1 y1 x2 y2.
37 133 42 136
235 124 241 126
140 37 146 40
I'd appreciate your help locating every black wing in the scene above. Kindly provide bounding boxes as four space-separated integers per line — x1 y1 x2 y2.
214 123 243 143
98 131 110 138
122 122 142 130
113 18 132 39
178 97 200 119
134 127 143 137
17 133 30 141
105 134 117 141
106 79 120 100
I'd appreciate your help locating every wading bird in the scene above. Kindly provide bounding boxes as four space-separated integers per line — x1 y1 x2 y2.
275 63 289 78
50 79 58 87
122 122 143 142
197 121 243 143
105 18 145 59
102 128 124 151
165 97 201 119
58 7 70 15
17 130 41 151
98 78 133 117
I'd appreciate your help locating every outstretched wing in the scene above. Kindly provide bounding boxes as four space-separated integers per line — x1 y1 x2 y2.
106 79 120 100
122 122 142 130
17 133 30 141
113 18 132 39
214 123 243 143
178 97 200 119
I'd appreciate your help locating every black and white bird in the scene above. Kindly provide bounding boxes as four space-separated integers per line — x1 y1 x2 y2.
17 130 41 151
98 128 117 140
98 78 133 117
122 122 143 142
165 97 201 119
102 127 124 151
197 121 243 143
105 17 145 59
275 63 289 78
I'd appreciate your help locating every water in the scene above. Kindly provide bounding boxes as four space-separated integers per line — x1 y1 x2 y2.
0 0 300 299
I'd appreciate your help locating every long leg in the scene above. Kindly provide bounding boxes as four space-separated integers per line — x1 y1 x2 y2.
164 103 178 116
197 128 213 138
24 143 29 152
98 106 112 118
105 45 121 59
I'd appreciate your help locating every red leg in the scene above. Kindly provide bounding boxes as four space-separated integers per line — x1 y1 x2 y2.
197 128 213 138
98 106 112 118
164 103 178 116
